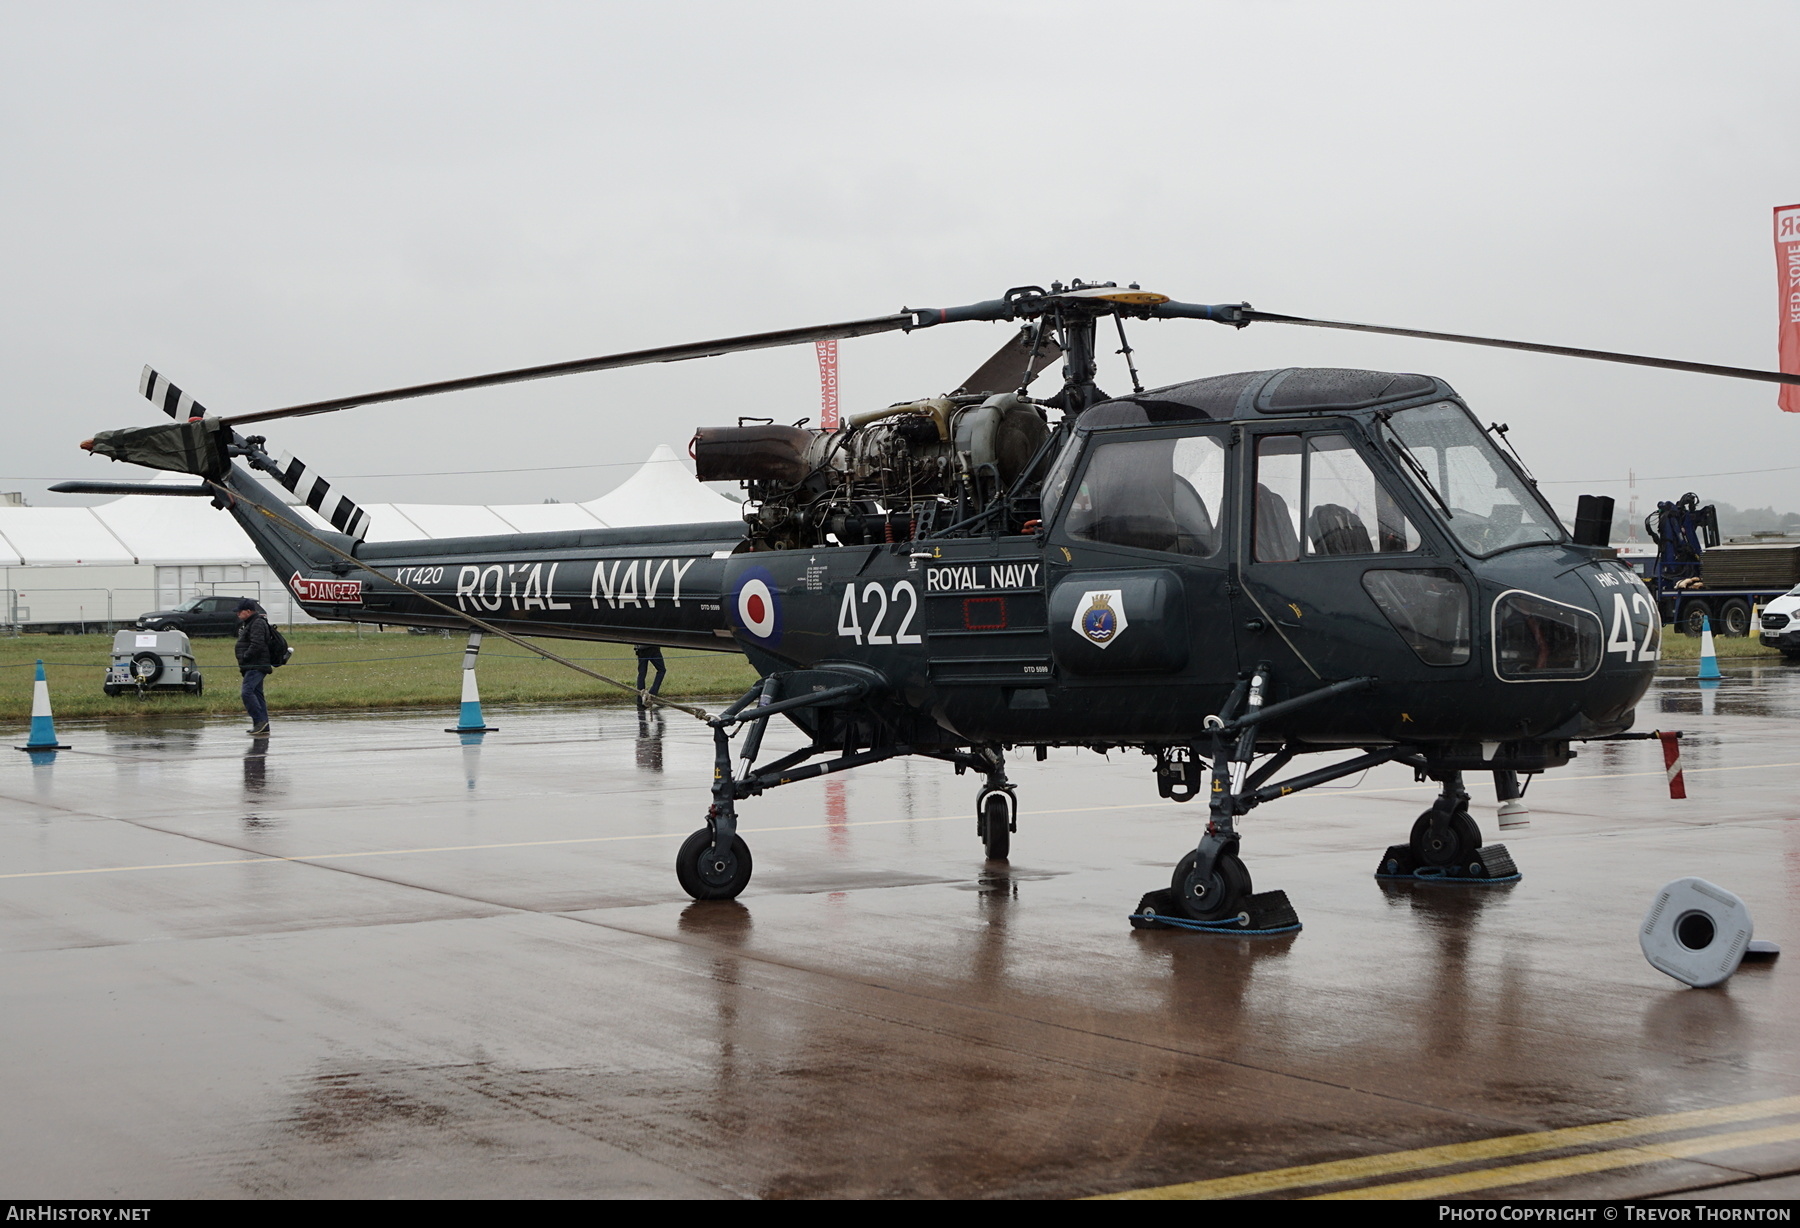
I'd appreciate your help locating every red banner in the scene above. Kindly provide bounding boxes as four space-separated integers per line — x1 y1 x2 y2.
815 339 839 430
1778 205 1800 413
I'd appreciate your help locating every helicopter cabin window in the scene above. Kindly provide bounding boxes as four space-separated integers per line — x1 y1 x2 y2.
1383 402 1563 555
1063 432 1226 557
1362 569 1471 666
1253 434 1420 563
1494 591 1602 681
1039 434 1084 528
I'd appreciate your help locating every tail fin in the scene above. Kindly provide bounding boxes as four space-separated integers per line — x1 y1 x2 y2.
137 366 369 541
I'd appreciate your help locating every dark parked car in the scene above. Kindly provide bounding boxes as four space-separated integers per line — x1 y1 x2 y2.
135 595 246 637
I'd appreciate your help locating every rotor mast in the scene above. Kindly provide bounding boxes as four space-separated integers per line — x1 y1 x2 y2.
931 279 1175 417
1047 287 1106 415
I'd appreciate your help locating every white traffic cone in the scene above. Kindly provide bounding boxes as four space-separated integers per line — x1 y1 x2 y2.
1697 615 1722 681
446 633 497 733
16 660 70 751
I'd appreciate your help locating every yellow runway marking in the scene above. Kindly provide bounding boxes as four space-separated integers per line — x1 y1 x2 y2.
1317 1119 1800 1200
1094 1095 1800 1199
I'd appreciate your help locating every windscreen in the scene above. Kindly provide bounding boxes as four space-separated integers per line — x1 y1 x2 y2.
1384 402 1563 555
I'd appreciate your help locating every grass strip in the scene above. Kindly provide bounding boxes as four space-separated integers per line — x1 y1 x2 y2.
1657 632 1788 660
4 622 1791 721
0 630 757 721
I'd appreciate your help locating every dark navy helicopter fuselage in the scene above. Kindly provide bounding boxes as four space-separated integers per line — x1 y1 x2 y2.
72 280 1748 924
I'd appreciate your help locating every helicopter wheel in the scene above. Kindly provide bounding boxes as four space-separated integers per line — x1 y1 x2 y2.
1409 807 1482 870
1171 849 1252 923
978 790 1012 861
675 828 753 901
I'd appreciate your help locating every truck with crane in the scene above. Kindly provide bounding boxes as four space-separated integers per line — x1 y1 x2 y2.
1619 493 1800 652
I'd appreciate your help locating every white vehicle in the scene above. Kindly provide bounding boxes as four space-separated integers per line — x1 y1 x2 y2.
1756 586 1800 658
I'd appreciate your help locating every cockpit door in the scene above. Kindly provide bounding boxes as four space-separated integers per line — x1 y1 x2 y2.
1043 424 1241 733
1233 426 1465 687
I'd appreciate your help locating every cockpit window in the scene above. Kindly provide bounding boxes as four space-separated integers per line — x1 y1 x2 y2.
1039 434 1082 527
1063 431 1227 558
1253 433 1420 562
1384 402 1563 555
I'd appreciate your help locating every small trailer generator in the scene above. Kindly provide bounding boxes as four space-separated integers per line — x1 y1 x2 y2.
106 629 204 696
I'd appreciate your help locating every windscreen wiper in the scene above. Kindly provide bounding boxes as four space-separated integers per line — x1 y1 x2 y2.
1383 425 1454 519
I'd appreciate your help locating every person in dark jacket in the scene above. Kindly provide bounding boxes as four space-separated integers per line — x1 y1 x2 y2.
634 643 666 705
235 599 274 735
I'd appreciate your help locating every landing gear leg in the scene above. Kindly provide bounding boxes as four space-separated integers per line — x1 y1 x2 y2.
676 719 754 901
975 748 1015 861
1410 773 1481 871
1374 771 1519 881
1134 666 1386 931
1171 669 1265 922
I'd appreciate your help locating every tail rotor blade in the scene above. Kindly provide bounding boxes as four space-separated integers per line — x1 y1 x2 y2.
140 366 211 418
264 448 369 540
125 369 370 539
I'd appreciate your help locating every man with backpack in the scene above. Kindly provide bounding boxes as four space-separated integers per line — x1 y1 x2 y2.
234 599 288 735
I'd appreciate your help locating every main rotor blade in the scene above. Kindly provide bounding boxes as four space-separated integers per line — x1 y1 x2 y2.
221 312 917 427
1239 309 1800 387
954 326 1064 395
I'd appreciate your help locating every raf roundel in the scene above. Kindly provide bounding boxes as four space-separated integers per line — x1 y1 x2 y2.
733 569 781 643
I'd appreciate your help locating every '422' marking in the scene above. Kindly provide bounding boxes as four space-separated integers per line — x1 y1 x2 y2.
1606 591 1662 661
837 580 922 645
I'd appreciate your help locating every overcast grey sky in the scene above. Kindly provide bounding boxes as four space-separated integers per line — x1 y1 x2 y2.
4 1 1797 522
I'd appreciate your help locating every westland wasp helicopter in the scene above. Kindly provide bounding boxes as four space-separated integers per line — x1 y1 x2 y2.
63 282 1800 926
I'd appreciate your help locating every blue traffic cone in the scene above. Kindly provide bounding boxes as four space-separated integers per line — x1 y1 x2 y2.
446 633 497 733
17 660 70 750
1697 616 1723 681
